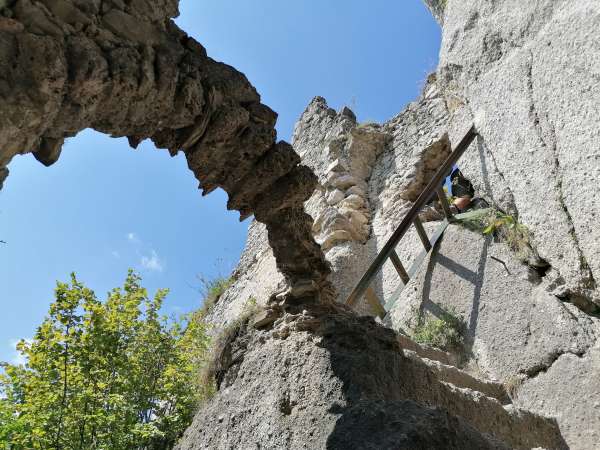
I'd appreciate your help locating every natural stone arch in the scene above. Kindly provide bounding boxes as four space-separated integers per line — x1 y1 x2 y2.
0 0 333 308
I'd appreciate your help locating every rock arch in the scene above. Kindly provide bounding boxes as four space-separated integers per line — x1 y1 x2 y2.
0 0 332 306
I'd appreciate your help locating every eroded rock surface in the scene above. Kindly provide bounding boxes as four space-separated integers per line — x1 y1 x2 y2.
208 86 451 323
4 1 597 448
437 0 600 308
390 224 600 449
176 310 565 450
0 0 331 305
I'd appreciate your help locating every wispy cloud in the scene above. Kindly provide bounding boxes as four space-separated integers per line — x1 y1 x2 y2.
141 250 164 272
127 232 140 244
125 233 165 273
8 338 31 366
111 250 121 259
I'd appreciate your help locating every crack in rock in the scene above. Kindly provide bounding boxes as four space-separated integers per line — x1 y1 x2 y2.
525 51 597 294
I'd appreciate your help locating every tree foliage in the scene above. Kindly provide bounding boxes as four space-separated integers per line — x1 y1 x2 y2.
0 271 211 449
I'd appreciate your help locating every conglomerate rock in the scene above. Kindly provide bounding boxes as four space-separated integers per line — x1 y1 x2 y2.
0 0 331 305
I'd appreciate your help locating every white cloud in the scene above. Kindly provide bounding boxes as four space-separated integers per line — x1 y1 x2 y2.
140 250 164 272
111 250 121 259
127 232 140 244
8 338 31 366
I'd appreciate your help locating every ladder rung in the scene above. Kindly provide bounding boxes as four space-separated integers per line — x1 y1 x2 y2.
390 250 410 285
413 216 432 251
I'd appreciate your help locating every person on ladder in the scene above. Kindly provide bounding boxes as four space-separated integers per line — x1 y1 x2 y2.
419 169 489 222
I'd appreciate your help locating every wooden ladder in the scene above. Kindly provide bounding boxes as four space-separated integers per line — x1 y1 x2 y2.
345 125 478 319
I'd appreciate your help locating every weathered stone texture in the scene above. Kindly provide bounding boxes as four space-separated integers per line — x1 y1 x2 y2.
210 97 396 321
0 0 331 306
437 0 600 307
366 77 451 306
5 1 598 448
422 0 447 25
389 224 600 449
176 311 565 450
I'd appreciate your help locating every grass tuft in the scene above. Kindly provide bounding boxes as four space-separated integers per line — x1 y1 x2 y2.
197 276 234 319
199 298 260 396
504 375 525 399
412 308 465 352
456 208 542 265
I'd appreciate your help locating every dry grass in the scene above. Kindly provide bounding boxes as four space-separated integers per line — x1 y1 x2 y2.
199 298 261 396
457 208 540 265
196 276 234 319
504 375 525 399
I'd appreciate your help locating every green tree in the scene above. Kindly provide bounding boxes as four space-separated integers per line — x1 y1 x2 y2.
0 271 211 449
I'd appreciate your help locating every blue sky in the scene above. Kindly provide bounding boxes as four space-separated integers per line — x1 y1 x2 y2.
0 1 440 364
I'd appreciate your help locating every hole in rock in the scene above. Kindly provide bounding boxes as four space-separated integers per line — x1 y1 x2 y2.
0 130 249 363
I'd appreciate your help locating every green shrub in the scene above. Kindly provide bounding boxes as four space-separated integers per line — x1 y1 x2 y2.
456 208 540 264
0 271 212 449
412 309 465 352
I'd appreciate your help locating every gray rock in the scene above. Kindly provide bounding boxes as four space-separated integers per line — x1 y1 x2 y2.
176 310 565 450
0 0 333 309
389 223 600 449
517 342 600 450
422 0 447 25
437 0 600 307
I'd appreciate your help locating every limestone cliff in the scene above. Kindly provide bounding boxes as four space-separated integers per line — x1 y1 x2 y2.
189 2 600 448
2 0 599 448
437 0 600 310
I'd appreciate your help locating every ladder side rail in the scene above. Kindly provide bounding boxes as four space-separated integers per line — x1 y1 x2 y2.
345 125 477 306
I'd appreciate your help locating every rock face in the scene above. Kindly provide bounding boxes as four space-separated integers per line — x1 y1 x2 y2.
437 0 600 309
176 309 565 450
207 83 451 324
422 0 447 25
193 76 572 449
3 1 599 448
389 224 600 449
0 0 331 306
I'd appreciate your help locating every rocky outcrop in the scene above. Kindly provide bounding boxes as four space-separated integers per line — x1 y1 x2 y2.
196 1 600 447
422 0 447 25
295 99 391 310
390 224 600 449
207 84 450 324
406 4 600 446
0 0 331 307
4 1 597 448
436 0 600 309
176 309 566 450
191 74 574 448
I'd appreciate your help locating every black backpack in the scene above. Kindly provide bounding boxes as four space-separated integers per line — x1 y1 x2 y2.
450 169 475 198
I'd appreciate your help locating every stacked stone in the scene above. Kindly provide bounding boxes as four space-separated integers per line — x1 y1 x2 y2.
313 127 390 253
0 0 332 306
